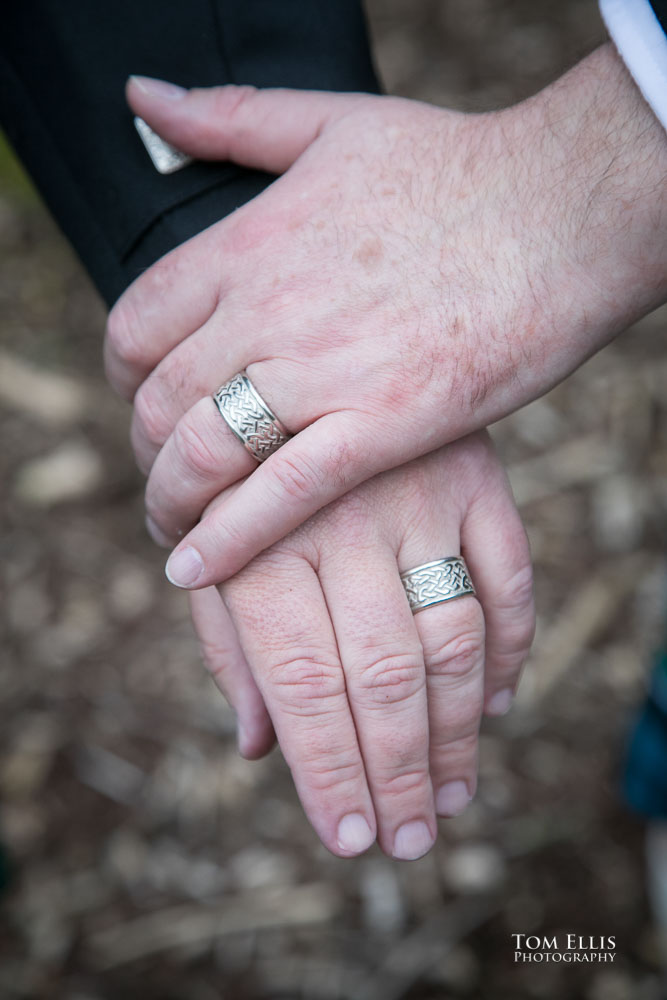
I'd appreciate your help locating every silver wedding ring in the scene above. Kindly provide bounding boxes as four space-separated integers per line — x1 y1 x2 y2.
401 557 476 613
213 371 292 463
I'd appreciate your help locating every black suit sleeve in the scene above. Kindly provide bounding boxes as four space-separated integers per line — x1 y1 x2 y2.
0 1 380 306
650 1 667 31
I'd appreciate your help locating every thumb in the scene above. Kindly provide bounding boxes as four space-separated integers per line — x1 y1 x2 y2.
127 77 363 173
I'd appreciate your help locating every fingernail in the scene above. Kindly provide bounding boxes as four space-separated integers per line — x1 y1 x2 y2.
486 687 514 716
130 75 187 100
145 514 173 548
435 780 471 817
165 545 204 587
336 813 375 855
392 821 434 861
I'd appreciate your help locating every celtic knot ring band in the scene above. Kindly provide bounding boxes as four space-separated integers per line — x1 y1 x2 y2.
213 371 292 463
400 557 476 614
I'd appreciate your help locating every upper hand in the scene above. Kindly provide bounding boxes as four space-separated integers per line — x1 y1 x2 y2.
106 48 666 588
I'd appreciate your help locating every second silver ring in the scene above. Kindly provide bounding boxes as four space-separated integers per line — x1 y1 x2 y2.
401 557 476 613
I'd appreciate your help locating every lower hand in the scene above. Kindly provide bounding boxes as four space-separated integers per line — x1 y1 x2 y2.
189 432 534 860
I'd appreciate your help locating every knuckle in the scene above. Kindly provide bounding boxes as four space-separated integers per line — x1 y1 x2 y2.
355 650 425 707
218 84 259 129
198 639 233 680
270 440 356 507
492 564 536 659
267 654 345 713
428 631 484 679
431 728 479 759
143 482 165 528
105 299 145 372
495 626 534 667
174 411 220 480
297 754 366 795
133 378 173 450
423 611 485 680
373 766 430 800
498 564 535 617
270 451 325 504
190 85 260 151
319 437 356 487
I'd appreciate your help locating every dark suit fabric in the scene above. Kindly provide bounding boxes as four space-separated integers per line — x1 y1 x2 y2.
650 0 667 32
0 1 380 305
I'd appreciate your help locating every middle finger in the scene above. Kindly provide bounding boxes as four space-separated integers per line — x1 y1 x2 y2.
318 540 437 861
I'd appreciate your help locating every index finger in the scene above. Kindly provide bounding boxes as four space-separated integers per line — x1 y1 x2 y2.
164 410 392 588
221 551 377 858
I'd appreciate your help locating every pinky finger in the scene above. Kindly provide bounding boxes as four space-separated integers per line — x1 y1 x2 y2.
189 587 276 758
461 468 535 717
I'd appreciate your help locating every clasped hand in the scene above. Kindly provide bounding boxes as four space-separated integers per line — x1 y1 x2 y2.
192 436 533 860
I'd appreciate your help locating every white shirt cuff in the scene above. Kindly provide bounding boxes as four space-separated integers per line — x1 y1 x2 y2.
599 0 667 132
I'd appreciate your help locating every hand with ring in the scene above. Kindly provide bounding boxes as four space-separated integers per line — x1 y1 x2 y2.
104 46 667 588
188 432 534 860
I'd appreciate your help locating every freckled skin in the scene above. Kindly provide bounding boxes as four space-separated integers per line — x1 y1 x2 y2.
354 237 384 269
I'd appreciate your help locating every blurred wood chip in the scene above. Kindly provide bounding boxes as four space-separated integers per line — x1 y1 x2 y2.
518 553 651 710
507 434 621 507
87 883 342 969
354 898 499 1000
0 349 90 426
13 438 103 506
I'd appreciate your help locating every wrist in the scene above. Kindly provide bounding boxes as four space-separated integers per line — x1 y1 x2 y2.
507 42 667 346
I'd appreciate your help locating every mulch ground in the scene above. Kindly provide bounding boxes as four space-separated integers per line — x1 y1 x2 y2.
2 1 667 997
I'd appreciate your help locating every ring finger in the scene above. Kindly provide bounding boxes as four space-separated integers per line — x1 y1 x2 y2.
143 359 307 542
144 395 257 544
397 552 485 819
